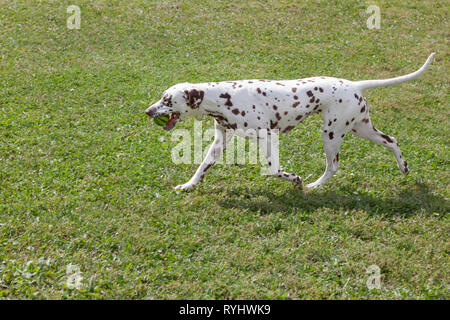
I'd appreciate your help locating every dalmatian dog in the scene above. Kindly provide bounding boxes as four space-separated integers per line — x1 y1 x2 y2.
145 53 434 191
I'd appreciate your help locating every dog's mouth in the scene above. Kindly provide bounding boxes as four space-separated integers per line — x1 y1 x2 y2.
164 112 180 131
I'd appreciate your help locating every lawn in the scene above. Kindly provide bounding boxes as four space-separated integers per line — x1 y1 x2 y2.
0 0 448 299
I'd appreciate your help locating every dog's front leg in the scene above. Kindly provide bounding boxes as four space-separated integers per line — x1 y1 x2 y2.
261 131 303 186
175 123 232 191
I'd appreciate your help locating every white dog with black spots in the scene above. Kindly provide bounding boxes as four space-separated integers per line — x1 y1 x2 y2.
145 53 435 191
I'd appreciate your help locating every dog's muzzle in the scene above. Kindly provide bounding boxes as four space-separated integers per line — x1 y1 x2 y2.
145 107 156 117
145 105 180 131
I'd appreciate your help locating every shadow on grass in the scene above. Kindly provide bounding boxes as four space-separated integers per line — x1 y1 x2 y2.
217 182 448 217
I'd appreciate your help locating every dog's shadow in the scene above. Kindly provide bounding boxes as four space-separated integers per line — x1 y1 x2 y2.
216 182 448 217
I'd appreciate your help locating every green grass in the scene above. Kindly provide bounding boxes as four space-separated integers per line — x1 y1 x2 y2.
0 0 448 299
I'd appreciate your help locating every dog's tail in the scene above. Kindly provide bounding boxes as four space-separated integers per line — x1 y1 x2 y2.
355 53 435 92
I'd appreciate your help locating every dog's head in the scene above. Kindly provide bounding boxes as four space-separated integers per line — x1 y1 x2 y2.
145 83 205 131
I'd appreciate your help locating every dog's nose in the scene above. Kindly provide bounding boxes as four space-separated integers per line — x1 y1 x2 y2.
145 108 154 117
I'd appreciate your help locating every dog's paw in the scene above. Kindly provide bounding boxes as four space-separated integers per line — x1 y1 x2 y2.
293 178 304 190
295 181 304 190
174 182 196 191
304 182 319 191
400 160 410 176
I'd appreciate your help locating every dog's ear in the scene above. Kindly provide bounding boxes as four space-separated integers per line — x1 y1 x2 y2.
183 89 204 109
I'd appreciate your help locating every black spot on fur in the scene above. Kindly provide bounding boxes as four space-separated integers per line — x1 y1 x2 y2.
184 89 204 109
282 126 295 133
270 120 278 129
381 134 393 143
219 93 233 106
334 153 339 163
162 95 173 107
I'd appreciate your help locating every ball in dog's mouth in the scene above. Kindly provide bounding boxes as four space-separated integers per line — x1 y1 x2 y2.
153 114 169 127
163 112 180 131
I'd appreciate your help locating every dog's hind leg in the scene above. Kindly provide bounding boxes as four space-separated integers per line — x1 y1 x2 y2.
305 130 343 190
351 117 409 175
174 122 233 191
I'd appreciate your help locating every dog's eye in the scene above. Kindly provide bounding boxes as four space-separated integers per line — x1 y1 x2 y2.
162 95 173 107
